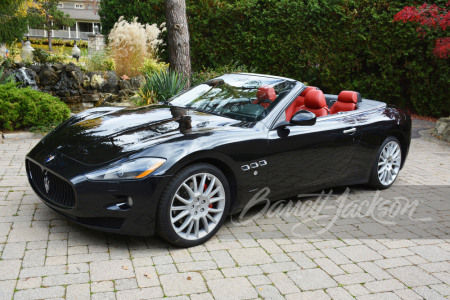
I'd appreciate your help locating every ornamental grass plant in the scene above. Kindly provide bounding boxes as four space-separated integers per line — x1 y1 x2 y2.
108 17 165 77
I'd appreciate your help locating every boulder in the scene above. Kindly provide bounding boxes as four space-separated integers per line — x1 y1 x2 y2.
433 117 450 142
102 71 119 93
91 74 105 90
38 64 59 88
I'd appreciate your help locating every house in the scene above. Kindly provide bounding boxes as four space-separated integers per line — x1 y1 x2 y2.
26 0 101 40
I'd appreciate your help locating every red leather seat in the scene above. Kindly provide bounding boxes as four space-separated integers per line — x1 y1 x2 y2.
285 86 318 121
329 91 359 114
253 85 277 108
297 89 329 117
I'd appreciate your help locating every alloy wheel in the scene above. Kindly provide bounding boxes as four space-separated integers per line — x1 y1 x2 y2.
377 141 401 186
170 173 226 240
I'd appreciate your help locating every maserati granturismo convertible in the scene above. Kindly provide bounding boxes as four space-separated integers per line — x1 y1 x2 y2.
26 73 411 246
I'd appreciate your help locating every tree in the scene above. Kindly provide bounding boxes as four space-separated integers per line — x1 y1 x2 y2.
28 0 74 51
394 2 450 59
98 0 165 36
165 0 191 85
0 0 40 44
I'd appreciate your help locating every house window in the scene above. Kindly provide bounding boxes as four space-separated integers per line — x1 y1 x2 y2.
57 3 64 8
74 4 84 9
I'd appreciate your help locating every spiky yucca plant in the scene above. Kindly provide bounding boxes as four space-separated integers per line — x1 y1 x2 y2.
140 70 188 104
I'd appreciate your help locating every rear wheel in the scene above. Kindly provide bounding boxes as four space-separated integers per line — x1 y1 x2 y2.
369 136 402 189
156 163 230 247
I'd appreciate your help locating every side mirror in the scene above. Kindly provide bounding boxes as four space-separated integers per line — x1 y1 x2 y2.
290 110 316 126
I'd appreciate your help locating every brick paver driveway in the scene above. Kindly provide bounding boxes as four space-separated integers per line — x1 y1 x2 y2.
1 121 449 300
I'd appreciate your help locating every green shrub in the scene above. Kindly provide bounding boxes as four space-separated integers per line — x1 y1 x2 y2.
139 70 188 104
33 48 50 64
139 58 169 76
0 82 70 131
85 49 116 71
0 67 15 85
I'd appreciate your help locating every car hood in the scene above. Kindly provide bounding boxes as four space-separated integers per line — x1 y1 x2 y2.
40 105 251 165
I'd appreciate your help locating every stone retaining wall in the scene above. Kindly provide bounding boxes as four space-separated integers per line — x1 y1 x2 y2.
3 63 143 112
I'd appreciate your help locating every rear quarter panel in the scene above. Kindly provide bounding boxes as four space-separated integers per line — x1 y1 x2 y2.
352 105 412 183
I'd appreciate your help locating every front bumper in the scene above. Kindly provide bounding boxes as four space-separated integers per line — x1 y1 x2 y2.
26 156 172 236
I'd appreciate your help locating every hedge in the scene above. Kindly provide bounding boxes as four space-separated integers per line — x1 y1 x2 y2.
0 83 71 131
99 0 450 117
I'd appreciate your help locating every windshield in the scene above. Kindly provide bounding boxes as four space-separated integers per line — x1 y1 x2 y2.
170 74 296 122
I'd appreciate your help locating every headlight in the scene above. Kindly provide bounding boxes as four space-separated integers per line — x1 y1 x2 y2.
85 158 166 181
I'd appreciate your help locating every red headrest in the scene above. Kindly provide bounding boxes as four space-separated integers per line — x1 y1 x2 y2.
305 89 326 109
300 86 318 97
338 91 359 103
257 85 277 101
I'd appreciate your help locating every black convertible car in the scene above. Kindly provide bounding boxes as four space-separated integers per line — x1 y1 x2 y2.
26 73 411 246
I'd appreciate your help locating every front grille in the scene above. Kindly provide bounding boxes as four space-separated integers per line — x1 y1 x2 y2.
27 159 76 208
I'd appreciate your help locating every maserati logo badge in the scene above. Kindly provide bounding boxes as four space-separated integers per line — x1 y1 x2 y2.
43 172 50 194
46 155 55 163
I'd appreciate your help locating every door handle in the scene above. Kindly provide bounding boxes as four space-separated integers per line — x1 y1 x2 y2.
343 128 357 134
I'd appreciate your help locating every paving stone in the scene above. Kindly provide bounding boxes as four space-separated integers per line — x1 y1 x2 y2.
325 287 354 300
256 284 284 299
0 280 16 300
334 272 375 285
412 286 446 300
156 263 178 275
7 226 48 242
356 292 402 300
16 276 42 290
115 278 138 290
176 260 217 272
286 290 331 300
288 268 338 290
375 257 412 269
43 272 90 286
116 287 164 299
338 245 383 262
0 259 21 280
260 261 299 273
314 257 345 276
229 247 273 266
135 266 159 287
1 241 26 259
14 286 65 300
90 259 135 281
91 281 114 293
268 272 300 294
410 245 450 262
66 283 90 300
160 272 207 296
358 261 392 280
190 293 215 300
248 274 271 286
387 266 441 287
208 277 258 300
364 279 406 292
221 266 263 277
209 250 236 268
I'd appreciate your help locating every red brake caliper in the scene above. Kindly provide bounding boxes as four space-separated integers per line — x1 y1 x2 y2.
205 183 213 208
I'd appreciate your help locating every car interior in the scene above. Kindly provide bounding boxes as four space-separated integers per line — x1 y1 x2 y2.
281 87 362 121
252 85 363 121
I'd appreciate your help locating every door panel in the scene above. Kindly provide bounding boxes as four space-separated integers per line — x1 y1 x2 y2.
266 115 361 198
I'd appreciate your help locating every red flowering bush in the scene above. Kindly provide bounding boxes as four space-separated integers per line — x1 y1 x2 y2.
394 2 450 58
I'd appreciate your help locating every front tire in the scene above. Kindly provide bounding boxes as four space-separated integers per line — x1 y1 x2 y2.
369 136 402 189
156 163 230 247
